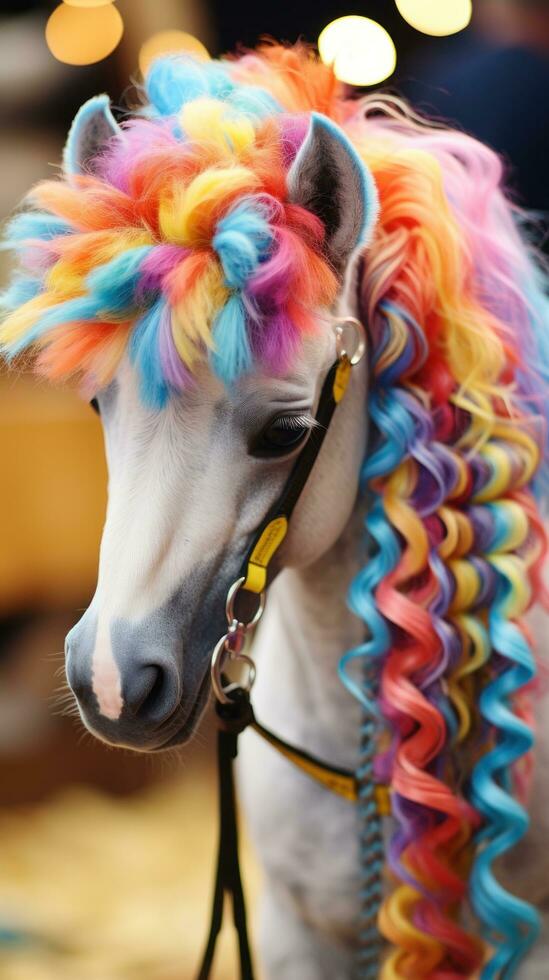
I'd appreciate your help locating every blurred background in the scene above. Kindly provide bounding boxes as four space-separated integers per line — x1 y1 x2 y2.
0 1 547 977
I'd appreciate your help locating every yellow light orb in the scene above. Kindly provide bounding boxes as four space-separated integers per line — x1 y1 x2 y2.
318 16 396 87
139 30 210 77
45 3 123 66
395 0 472 37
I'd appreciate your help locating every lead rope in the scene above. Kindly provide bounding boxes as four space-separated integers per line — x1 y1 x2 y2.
195 685 387 980
357 667 384 978
196 689 256 980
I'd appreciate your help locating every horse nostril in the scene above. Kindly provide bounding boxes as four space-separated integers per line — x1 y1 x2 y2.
124 663 179 726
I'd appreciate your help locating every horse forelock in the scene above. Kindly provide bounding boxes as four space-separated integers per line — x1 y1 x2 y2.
0 47 348 407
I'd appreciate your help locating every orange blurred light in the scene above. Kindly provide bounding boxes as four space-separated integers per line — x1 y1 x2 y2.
45 3 124 66
139 30 210 77
63 0 116 8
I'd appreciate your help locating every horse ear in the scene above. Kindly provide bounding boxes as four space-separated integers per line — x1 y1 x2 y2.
287 112 378 273
63 95 121 176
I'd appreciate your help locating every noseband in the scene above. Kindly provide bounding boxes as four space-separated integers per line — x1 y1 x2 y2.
198 318 387 979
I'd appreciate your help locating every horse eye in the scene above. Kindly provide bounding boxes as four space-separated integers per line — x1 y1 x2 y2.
90 398 100 415
251 414 312 458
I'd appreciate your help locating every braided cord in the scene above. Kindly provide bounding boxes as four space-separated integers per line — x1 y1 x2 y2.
356 671 384 977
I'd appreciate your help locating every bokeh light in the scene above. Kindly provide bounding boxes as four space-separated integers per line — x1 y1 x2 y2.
395 0 472 37
45 3 124 65
318 16 396 87
63 0 116 8
139 30 210 77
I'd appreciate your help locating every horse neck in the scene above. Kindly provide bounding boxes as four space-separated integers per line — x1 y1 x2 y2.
252 502 365 768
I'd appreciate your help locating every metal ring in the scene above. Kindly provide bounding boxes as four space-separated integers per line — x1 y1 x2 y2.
333 316 367 365
225 576 266 630
233 653 256 690
211 633 256 703
211 634 231 703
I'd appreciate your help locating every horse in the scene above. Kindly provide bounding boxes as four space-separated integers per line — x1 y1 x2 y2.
1 43 549 980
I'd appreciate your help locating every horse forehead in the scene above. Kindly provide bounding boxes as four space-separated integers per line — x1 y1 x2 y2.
102 339 332 497
104 362 227 458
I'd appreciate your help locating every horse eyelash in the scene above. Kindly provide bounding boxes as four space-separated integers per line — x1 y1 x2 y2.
277 413 318 430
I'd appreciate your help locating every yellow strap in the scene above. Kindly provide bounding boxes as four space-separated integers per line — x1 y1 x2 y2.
252 723 391 814
242 516 288 594
374 784 391 816
333 357 352 403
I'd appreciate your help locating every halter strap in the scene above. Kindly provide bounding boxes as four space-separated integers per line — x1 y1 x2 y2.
239 355 352 595
251 716 391 813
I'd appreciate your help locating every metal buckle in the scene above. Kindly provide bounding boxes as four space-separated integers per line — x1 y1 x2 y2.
211 577 265 703
332 316 367 365
225 576 265 630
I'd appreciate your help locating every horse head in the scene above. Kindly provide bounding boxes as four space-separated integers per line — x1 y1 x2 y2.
53 76 378 750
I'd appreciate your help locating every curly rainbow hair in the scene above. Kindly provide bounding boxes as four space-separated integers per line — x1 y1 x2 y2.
1 43 548 979
0 57 338 404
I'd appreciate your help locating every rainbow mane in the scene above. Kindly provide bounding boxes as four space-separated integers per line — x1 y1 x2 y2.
2 42 549 979
0 54 339 405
